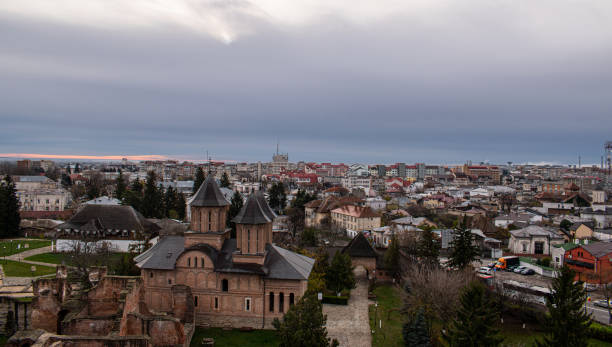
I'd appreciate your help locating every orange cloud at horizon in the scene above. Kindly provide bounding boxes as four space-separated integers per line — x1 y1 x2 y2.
0 153 170 161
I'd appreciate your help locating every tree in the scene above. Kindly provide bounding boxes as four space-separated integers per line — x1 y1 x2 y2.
268 181 287 213
193 167 205 193
141 171 162 218
273 294 339 347
536 266 591 346
301 228 317 247
403 308 431 347
115 170 127 200
0 175 21 238
292 189 316 209
326 252 355 294
123 179 143 212
443 281 503 347
163 186 178 218
417 227 440 266
175 192 186 221
220 172 231 188
384 234 400 276
85 172 104 199
448 220 479 270
227 191 243 237
560 219 572 231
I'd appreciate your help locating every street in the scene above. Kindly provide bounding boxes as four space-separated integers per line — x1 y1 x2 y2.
587 302 612 325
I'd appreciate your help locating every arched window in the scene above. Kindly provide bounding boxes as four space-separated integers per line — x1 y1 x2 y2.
208 211 212 230
269 292 274 312
279 292 284 313
194 257 197 267
194 296 198 307
289 293 295 306
222 279 229 292
187 258 191 267
247 230 251 253
201 257 205 268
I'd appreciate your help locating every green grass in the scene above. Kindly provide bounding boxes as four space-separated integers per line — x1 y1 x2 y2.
369 284 404 347
0 239 51 257
1 260 55 277
25 252 126 265
499 324 612 346
0 335 8 347
190 328 279 347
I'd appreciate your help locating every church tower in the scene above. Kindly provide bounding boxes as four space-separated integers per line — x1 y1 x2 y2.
185 175 230 249
232 192 276 264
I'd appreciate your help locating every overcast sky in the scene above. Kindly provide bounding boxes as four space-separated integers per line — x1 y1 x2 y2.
1 0 611 165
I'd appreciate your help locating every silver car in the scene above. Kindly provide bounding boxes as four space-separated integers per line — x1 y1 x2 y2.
514 266 528 273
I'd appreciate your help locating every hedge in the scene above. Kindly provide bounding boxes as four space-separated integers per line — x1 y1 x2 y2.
322 295 349 305
589 323 612 342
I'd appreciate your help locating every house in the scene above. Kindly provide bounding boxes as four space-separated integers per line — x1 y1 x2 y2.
304 196 364 228
551 241 584 267
508 225 564 255
135 176 314 329
594 229 612 241
365 197 387 211
330 205 381 233
569 222 594 240
581 207 612 229
493 213 532 228
565 242 612 284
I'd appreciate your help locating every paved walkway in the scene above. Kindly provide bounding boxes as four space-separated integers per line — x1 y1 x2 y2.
323 266 372 347
6 245 57 267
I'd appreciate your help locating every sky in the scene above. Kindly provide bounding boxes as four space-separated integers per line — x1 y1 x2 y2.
1 0 611 165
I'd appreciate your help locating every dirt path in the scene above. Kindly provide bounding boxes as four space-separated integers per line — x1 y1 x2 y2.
6 245 57 267
323 266 372 347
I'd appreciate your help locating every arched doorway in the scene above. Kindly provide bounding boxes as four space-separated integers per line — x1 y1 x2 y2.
57 309 69 334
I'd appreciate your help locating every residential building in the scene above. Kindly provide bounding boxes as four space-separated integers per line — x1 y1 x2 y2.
508 225 564 255
565 242 612 283
330 205 381 233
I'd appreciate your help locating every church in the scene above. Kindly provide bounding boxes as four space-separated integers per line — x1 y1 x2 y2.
135 175 314 328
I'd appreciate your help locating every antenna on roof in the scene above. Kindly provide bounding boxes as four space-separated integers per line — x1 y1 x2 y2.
276 139 279 156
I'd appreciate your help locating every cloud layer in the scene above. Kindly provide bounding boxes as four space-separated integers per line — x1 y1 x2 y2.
1 1 611 164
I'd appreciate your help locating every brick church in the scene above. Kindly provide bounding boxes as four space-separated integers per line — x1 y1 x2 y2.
135 176 314 328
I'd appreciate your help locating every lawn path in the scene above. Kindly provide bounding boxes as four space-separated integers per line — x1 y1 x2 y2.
5 245 57 267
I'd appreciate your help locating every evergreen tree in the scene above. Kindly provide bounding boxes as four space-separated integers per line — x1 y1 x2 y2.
417 227 440 266
384 235 400 276
123 179 144 212
403 308 431 347
115 170 127 200
448 220 479 270
163 186 178 218
226 191 244 237
220 172 231 188
273 294 339 347
443 281 503 347
292 189 316 209
141 171 162 218
536 266 591 347
326 252 355 294
0 175 21 238
193 167 205 193
175 192 186 221
268 182 287 213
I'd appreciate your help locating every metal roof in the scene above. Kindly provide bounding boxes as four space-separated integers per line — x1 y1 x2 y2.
190 175 230 207
232 192 276 224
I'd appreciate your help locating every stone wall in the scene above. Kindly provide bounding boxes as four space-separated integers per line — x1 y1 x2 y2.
0 298 32 334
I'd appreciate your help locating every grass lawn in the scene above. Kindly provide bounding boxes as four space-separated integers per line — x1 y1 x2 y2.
369 284 404 347
25 252 126 265
0 239 51 257
500 325 612 346
0 260 55 277
190 328 279 347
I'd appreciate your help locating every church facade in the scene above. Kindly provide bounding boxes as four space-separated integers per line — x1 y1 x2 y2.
135 176 313 328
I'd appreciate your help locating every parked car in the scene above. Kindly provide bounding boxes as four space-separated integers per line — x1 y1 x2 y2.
514 266 528 273
506 265 518 272
585 283 598 292
521 268 535 275
477 266 492 275
486 262 496 269
594 299 612 308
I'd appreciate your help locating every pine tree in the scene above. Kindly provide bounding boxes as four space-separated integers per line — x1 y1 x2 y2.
227 191 243 237
536 266 591 346
163 186 178 218
268 182 287 213
123 179 144 212
326 252 355 294
417 227 440 266
115 170 127 200
175 192 186 221
141 171 162 218
220 172 231 188
273 294 339 347
384 235 400 276
193 167 205 193
403 308 431 347
0 175 21 238
448 220 479 269
443 281 503 347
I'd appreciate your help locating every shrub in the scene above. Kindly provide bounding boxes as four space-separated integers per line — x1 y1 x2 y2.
588 323 612 342
540 257 551 267
322 295 349 305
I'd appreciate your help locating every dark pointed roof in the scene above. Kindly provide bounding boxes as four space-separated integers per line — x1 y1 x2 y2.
232 192 277 224
342 232 377 258
191 175 230 207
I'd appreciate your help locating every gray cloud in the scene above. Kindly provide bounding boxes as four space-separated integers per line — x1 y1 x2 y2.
1 1 611 164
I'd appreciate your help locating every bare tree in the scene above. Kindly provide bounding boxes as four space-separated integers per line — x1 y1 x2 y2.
64 237 116 289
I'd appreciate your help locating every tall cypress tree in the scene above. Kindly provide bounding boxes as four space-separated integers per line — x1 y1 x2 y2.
536 266 591 347
403 308 431 347
115 170 127 200
448 220 479 270
175 192 186 221
227 191 244 237
141 171 162 218
417 227 440 266
0 175 21 238
326 252 355 294
193 167 205 193
273 294 338 347
163 186 178 218
384 235 400 276
443 281 503 346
